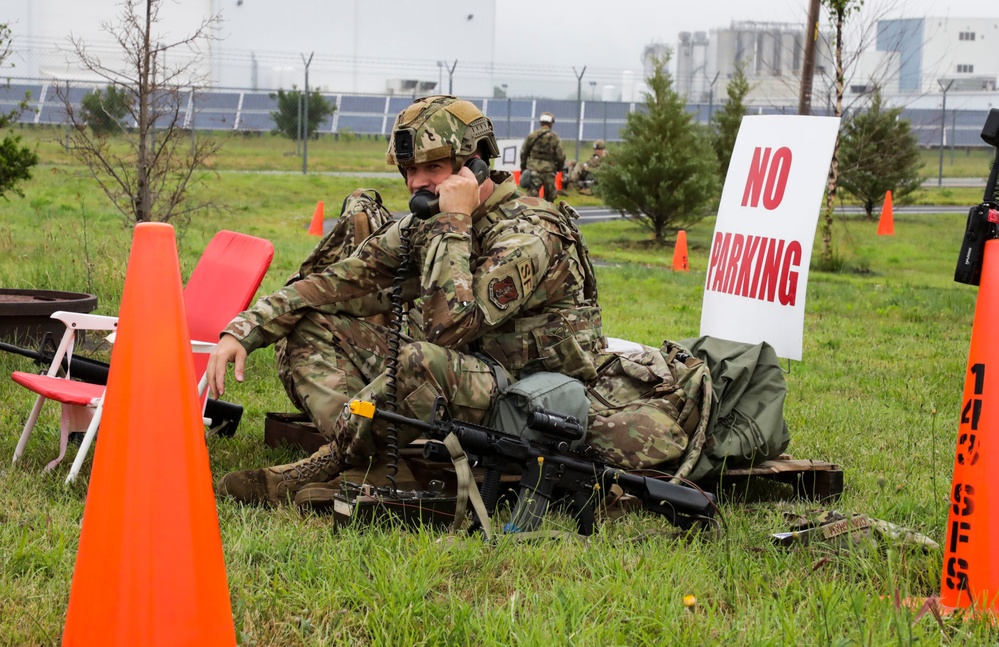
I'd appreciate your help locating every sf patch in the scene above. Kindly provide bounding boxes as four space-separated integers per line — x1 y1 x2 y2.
517 260 534 294
488 276 519 310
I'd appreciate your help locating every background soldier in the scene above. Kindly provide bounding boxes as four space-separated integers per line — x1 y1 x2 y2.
571 140 607 194
520 112 566 200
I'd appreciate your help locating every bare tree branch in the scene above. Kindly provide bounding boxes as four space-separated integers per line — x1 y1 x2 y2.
55 0 223 225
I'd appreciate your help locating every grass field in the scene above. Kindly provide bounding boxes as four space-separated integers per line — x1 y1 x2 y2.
1 130 998 645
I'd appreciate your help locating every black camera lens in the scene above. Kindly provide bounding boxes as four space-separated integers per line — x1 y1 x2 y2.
394 129 415 162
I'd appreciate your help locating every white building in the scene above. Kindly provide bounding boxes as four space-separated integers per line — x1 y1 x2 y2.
672 16 998 111
674 21 835 108
6 0 500 96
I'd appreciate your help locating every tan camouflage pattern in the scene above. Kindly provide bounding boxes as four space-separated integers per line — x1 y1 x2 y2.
289 189 394 281
585 340 712 479
224 173 611 459
273 188 396 405
521 126 566 199
779 510 938 550
275 313 397 437
333 341 500 467
385 95 498 168
225 173 711 478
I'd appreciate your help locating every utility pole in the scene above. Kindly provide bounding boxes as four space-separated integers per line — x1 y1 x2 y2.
302 52 313 174
707 72 720 124
446 60 458 94
573 65 586 163
798 0 821 115
296 93 302 156
938 79 954 187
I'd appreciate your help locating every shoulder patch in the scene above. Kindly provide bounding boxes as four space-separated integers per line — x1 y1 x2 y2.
488 276 519 310
517 260 534 294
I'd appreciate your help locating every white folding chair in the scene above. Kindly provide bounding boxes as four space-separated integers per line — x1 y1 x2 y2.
10 230 274 483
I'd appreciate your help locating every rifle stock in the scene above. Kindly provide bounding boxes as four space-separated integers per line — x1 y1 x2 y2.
0 339 111 384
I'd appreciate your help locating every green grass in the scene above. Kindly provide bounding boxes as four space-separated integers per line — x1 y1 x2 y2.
919 147 995 180
2 133 999 645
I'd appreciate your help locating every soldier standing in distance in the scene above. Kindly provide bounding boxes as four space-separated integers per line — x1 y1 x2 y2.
521 111 566 200
207 95 605 507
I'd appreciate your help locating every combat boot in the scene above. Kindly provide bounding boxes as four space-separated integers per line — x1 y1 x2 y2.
217 442 343 507
294 458 421 514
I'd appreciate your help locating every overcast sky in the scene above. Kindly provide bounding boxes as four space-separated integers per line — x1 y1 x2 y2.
496 0 999 71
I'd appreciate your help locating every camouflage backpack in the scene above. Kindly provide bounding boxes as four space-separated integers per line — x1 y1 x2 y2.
584 340 713 482
286 188 395 285
274 189 395 408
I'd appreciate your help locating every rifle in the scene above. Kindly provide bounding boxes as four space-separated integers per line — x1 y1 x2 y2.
954 108 999 286
348 396 716 535
0 334 243 437
0 336 112 385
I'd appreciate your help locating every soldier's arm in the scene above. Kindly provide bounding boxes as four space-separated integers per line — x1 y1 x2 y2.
555 136 566 170
224 220 413 352
418 216 555 348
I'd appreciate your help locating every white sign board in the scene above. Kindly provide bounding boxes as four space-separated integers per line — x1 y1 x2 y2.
495 138 524 172
699 115 840 361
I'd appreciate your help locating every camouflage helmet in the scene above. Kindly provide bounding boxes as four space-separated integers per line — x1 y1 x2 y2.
594 139 606 150
539 112 555 124
386 95 499 173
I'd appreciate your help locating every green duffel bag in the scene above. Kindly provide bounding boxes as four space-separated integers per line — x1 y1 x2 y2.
679 335 792 482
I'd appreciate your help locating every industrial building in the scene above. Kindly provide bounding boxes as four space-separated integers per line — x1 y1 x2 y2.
3 2 995 147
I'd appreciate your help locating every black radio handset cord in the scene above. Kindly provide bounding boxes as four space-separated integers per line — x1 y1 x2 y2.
382 158 490 492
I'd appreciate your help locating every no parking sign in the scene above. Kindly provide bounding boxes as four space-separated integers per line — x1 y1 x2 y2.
699 115 840 360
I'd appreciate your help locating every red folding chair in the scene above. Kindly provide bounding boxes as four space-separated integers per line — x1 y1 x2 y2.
11 230 274 483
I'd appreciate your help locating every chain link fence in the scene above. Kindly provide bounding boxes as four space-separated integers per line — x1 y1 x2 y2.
2 45 994 149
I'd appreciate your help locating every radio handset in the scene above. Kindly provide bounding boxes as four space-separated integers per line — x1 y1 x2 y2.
409 158 490 220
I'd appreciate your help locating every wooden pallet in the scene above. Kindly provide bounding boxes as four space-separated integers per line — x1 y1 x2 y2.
704 454 844 501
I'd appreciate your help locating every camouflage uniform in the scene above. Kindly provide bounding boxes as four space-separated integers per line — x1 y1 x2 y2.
521 114 566 201
216 96 709 507
570 141 606 193
218 170 617 505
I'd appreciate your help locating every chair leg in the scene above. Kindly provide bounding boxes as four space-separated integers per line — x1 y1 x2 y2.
44 404 95 473
12 394 47 464
43 406 73 473
66 401 103 484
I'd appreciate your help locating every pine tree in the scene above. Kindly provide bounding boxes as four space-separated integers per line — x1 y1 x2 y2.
270 88 335 140
81 85 131 136
0 24 39 200
838 88 923 218
596 53 718 243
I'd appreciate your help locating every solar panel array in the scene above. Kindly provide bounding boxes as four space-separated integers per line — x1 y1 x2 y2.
1 81 991 148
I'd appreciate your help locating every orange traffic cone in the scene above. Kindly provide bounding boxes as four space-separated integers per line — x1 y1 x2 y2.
672 230 690 272
938 237 999 615
877 190 894 236
308 200 325 236
62 223 236 646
